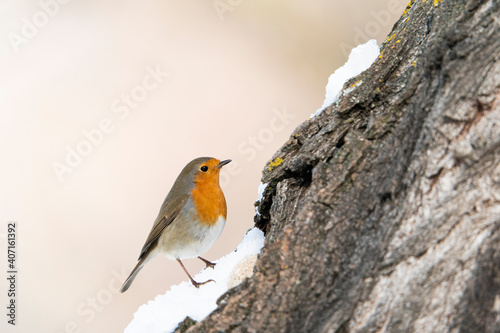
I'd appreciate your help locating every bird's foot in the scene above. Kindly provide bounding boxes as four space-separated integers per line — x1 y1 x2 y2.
198 256 216 269
191 278 215 288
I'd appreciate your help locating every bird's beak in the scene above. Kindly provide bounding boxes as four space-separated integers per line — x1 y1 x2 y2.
217 159 231 168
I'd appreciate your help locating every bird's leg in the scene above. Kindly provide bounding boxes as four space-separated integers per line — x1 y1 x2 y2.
198 256 216 269
177 259 214 288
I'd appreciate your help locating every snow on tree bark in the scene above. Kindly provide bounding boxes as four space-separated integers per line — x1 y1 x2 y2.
185 0 500 332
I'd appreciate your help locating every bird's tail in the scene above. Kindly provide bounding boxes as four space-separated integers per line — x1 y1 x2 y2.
120 256 148 293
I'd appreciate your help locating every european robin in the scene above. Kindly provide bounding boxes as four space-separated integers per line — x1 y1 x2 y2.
120 157 231 293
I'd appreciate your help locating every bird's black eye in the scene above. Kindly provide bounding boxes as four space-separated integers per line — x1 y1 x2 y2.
200 166 208 172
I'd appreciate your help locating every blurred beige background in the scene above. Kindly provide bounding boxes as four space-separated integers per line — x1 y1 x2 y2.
0 1 406 332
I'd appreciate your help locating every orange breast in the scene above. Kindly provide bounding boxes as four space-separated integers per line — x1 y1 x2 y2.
191 174 227 226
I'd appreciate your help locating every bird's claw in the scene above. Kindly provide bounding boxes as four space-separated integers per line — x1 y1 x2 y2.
191 279 215 288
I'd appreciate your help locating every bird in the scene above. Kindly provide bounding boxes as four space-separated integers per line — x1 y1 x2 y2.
120 157 231 293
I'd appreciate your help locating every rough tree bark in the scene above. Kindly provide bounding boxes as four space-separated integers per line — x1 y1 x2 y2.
186 0 500 332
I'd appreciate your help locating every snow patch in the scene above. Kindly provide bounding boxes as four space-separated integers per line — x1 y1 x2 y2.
125 228 265 333
314 39 380 116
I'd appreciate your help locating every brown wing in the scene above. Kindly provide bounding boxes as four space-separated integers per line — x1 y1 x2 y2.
137 192 189 260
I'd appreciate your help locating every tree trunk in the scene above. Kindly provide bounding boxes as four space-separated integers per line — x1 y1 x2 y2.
188 0 500 331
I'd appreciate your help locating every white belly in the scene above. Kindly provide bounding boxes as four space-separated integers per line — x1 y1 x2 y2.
157 215 225 260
